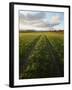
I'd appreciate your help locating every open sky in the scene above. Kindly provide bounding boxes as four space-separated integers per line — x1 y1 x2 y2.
19 10 64 31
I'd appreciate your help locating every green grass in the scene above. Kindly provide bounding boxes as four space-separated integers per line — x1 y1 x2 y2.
19 31 64 79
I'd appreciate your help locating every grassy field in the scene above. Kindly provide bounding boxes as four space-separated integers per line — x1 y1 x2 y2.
19 31 64 79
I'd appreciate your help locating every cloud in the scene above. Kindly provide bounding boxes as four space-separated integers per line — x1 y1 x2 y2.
26 12 46 20
19 12 46 22
20 23 53 31
51 16 60 24
19 11 61 31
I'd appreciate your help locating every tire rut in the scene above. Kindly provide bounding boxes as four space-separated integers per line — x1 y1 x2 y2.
44 35 64 77
19 35 41 78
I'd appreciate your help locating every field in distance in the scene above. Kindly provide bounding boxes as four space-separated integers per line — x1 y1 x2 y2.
19 31 64 79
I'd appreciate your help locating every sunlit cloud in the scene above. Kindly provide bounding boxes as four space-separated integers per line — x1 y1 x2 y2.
51 16 60 24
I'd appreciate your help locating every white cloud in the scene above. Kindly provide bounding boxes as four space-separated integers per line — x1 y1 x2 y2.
20 23 52 31
50 16 60 25
19 11 61 31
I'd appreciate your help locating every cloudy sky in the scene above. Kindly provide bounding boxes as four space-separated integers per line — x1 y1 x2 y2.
19 10 64 31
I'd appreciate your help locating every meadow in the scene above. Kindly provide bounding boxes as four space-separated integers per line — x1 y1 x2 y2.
19 31 64 79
